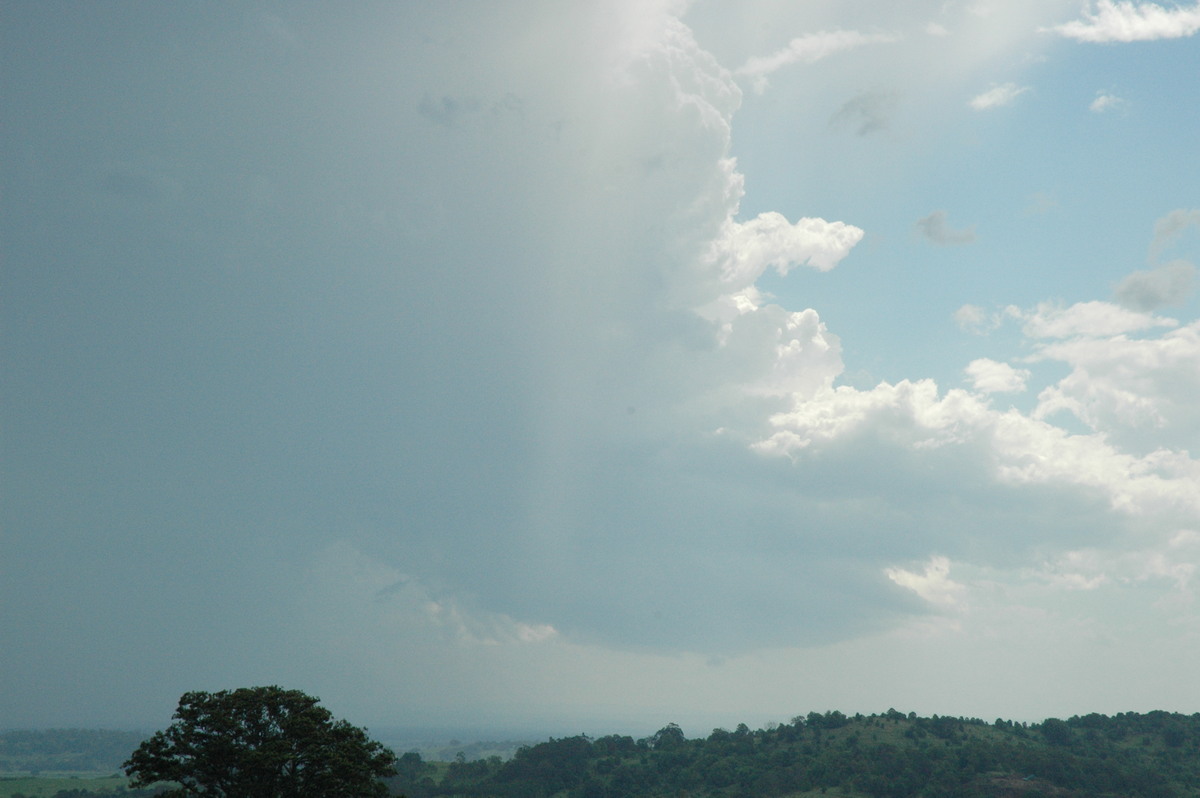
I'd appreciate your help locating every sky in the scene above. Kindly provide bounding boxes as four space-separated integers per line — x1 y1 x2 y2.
3 0 1200 737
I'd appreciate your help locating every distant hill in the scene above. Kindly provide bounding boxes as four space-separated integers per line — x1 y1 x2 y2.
385 710 1200 798
0 729 146 774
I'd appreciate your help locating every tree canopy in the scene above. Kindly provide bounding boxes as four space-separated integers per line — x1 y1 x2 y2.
123 686 396 797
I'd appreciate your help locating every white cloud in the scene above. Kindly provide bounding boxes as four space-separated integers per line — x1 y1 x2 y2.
968 82 1030 109
1034 369 1166 434
754 380 994 455
1021 300 1177 338
887 556 967 610
1032 321 1200 450
736 30 900 93
705 210 865 289
1049 0 1200 42
754 368 1200 524
1089 91 1125 112
752 307 844 398
966 358 1031 393
917 209 977 244
926 22 951 36
954 304 989 333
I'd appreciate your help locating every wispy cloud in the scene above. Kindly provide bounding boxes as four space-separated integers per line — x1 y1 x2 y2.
954 304 989 333
1089 91 1126 112
968 82 1030 110
1115 208 1200 310
1048 1 1200 42
1022 300 1177 338
954 303 1022 334
916 210 976 245
1024 191 1059 215
1152 208 1200 254
736 30 899 93
1115 261 1197 310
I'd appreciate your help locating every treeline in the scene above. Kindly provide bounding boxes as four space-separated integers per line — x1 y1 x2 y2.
6 711 1199 797
0 729 146 774
386 710 1200 798
386 738 534 763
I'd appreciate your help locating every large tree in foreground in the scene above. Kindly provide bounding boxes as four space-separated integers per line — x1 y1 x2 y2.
124 686 397 797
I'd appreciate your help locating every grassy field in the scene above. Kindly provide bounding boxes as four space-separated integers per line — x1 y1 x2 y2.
0 773 127 797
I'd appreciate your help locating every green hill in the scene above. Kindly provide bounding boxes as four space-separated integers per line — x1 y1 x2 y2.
386 710 1200 798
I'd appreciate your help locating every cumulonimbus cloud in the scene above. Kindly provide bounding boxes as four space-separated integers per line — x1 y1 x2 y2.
1048 0 1200 42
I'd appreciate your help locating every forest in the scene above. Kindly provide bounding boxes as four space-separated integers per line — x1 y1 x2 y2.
4 710 1200 798
387 710 1200 798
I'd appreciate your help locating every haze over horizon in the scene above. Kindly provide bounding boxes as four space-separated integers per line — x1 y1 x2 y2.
3 1 1199 736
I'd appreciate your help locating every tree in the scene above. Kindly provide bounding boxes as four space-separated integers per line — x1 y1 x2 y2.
1040 717 1073 747
650 723 685 750
123 686 396 797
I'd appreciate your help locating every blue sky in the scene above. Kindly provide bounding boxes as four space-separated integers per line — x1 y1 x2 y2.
3 0 1200 736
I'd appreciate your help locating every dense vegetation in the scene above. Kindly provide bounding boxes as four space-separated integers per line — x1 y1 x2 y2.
5 710 1199 797
389 710 1200 798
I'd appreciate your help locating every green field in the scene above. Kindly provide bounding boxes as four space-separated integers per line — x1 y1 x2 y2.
0 774 127 797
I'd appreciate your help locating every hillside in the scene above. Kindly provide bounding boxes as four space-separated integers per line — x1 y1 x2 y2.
387 710 1200 798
